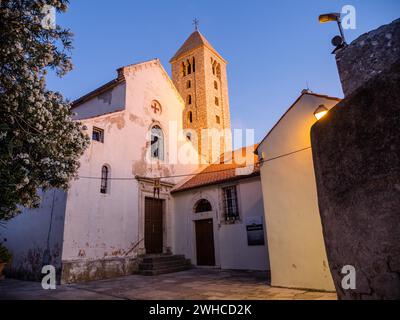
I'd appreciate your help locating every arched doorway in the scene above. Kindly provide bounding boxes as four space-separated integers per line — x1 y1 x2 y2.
194 199 215 266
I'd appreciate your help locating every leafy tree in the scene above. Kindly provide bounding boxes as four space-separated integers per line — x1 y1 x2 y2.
0 0 89 220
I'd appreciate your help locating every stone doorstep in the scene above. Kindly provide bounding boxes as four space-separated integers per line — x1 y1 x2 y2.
141 254 186 263
139 261 189 271
139 265 191 276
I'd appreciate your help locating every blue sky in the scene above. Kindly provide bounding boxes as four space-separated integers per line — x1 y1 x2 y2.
47 0 400 142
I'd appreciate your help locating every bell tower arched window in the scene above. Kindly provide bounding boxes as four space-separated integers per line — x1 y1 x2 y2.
181 62 186 77
188 111 193 123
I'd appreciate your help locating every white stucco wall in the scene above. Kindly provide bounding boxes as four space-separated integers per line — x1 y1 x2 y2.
172 177 270 271
0 189 67 279
257 93 339 291
62 60 200 263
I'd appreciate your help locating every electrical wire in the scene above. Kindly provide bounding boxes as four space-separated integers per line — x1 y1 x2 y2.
77 146 312 181
0 147 312 187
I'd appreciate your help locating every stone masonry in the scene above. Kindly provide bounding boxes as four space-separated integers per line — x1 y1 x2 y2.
311 19 400 299
335 18 400 97
170 31 232 163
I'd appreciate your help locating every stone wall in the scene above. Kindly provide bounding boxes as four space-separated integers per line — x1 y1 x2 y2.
335 19 400 97
311 61 400 299
61 257 139 284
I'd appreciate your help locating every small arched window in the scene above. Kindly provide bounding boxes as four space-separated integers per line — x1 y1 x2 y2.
188 111 193 123
214 81 218 90
192 57 196 72
151 125 164 160
100 165 109 194
195 199 212 213
187 95 192 105
187 60 192 75
187 80 191 89
216 64 221 78
181 62 186 77
215 97 219 106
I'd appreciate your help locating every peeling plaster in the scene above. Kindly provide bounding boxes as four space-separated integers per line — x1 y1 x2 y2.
107 114 125 130
129 113 146 127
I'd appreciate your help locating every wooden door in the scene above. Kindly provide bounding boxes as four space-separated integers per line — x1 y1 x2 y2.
145 197 163 254
195 219 215 266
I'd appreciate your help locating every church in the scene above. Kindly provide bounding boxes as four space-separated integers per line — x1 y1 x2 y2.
1 29 270 283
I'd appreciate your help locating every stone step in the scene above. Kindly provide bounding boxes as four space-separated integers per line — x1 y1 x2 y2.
139 259 188 270
138 254 192 276
139 264 191 276
142 255 186 264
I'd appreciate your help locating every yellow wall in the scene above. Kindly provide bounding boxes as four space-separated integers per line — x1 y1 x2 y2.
258 93 339 291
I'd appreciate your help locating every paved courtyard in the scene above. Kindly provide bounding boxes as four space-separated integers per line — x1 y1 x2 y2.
0 269 337 300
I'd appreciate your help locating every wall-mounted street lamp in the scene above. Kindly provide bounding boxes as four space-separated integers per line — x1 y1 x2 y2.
314 104 329 120
319 12 347 53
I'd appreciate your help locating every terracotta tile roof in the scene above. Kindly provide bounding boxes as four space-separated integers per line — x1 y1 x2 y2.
171 145 260 194
170 30 224 62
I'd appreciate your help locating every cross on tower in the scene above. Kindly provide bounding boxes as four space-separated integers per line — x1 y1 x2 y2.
193 18 199 31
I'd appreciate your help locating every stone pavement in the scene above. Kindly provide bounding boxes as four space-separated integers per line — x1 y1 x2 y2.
0 268 337 300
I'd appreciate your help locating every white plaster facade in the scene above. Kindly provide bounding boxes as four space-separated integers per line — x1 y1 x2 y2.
256 92 340 291
172 177 270 271
61 59 203 282
1 59 202 282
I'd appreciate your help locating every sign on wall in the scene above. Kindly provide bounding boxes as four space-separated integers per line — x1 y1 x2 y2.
245 216 265 246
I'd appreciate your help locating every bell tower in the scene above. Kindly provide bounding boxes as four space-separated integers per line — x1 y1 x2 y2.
170 27 232 163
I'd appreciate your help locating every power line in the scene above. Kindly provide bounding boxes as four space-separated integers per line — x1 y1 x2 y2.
0 146 312 188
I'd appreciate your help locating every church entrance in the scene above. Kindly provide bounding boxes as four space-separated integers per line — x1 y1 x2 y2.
195 219 215 266
145 197 164 254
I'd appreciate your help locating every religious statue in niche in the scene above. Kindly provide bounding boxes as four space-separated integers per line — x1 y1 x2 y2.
150 125 164 160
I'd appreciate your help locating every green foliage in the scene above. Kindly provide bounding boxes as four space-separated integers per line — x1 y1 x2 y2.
0 243 12 263
0 1 89 220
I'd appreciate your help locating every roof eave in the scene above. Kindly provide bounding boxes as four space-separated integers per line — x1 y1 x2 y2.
169 44 227 64
171 171 260 194
256 92 342 151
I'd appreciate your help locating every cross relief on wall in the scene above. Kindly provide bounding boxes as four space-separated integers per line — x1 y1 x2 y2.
151 100 162 115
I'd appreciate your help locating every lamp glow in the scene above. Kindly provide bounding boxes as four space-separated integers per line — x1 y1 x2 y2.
319 13 340 23
314 105 329 120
